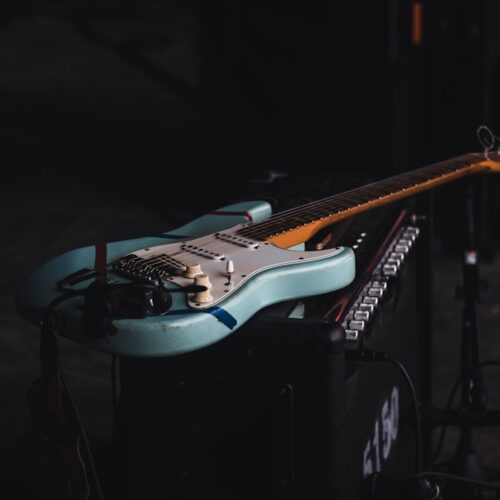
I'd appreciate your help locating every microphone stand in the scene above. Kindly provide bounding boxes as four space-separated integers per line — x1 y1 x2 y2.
368 178 500 498
450 179 487 480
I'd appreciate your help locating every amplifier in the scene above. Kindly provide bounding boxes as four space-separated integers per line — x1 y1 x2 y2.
115 198 430 500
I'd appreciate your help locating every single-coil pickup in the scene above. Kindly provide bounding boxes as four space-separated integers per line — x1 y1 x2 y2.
181 244 225 260
215 232 259 249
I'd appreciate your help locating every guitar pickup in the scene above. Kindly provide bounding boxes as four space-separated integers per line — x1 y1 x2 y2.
181 244 225 260
214 232 259 249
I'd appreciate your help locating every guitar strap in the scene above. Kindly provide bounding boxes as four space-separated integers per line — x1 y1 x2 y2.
27 308 104 500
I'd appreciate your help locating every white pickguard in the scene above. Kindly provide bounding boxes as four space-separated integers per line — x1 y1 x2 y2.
128 224 344 309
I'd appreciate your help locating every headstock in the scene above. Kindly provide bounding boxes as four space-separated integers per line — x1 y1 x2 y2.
475 151 500 173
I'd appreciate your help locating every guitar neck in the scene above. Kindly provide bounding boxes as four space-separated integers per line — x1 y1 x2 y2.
238 152 500 248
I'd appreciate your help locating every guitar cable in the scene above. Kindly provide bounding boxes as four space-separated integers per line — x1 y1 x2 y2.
431 359 500 464
367 470 500 499
34 299 105 500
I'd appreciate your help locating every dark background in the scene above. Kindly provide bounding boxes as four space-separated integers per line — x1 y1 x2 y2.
4 1 500 242
4 0 500 498
3 0 500 209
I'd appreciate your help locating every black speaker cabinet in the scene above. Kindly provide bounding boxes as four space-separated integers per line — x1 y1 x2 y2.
115 204 427 500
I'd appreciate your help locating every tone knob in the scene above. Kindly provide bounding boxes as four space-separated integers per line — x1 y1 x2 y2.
193 290 213 304
194 273 212 289
185 263 202 278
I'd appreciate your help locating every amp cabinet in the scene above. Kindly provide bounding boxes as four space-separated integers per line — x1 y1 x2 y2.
115 200 430 500
117 319 345 500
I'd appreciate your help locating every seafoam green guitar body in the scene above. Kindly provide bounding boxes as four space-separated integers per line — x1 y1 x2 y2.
16 200 355 357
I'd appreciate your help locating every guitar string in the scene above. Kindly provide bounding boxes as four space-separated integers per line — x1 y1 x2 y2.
238 154 480 240
247 156 481 238
173 155 479 257
115 250 199 275
112 154 484 275
238 159 471 238
139 155 480 261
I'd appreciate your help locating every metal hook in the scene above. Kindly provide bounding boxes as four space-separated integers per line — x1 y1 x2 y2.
476 125 500 160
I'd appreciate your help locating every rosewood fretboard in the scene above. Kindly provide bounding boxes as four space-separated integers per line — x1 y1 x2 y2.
237 152 500 248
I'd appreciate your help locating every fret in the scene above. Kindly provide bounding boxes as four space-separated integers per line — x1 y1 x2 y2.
238 154 489 240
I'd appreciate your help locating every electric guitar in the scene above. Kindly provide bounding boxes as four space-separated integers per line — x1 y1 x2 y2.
16 152 500 357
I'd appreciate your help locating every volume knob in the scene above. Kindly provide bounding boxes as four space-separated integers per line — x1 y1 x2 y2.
193 274 213 303
194 273 212 289
185 263 202 278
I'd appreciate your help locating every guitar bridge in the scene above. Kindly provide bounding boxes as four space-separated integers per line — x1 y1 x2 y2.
113 254 186 281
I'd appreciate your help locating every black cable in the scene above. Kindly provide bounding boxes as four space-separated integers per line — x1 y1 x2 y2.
418 470 500 498
111 354 118 420
346 349 422 472
419 469 500 488
41 294 105 499
369 470 500 499
431 359 500 463
431 377 462 463
61 372 105 500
